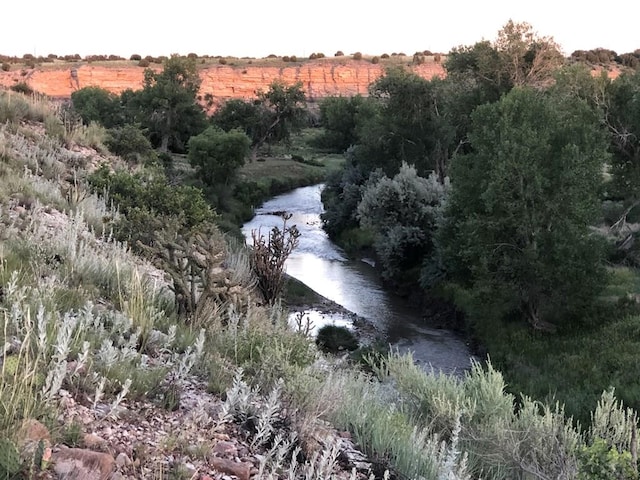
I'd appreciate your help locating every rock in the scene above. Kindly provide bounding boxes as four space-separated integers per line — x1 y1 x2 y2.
83 433 107 452
212 440 237 457
0 61 447 105
211 457 251 480
52 447 115 480
15 419 51 463
115 452 130 468
146 330 169 353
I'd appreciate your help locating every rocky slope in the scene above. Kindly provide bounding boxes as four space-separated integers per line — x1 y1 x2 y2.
0 59 446 103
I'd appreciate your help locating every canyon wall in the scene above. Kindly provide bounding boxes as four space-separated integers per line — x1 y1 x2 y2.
0 60 446 103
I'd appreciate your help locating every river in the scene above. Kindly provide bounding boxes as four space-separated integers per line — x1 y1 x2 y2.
242 184 473 375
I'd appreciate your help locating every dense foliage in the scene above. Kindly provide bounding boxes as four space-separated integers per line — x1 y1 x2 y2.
187 127 250 186
211 80 307 158
440 87 609 328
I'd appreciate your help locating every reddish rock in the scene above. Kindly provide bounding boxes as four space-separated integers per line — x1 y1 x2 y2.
212 440 238 457
82 433 108 452
15 419 51 464
211 457 251 480
0 60 446 107
52 447 115 480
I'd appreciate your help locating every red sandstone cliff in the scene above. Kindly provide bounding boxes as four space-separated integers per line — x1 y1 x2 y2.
0 60 446 103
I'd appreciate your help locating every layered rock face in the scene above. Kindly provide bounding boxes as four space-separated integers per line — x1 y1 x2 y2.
0 60 446 103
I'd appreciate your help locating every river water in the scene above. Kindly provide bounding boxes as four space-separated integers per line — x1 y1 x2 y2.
242 184 473 375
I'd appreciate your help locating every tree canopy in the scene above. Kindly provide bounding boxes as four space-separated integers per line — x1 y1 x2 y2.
211 80 307 159
124 55 207 152
440 87 610 328
188 127 250 186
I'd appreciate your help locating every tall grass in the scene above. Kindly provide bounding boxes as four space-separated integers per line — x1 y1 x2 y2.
0 91 51 125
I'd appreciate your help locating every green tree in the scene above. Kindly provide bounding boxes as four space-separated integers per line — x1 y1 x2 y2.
314 95 371 152
124 55 207 152
188 127 250 186
105 124 155 164
494 20 564 88
445 20 563 98
357 163 449 285
210 81 307 160
210 98 261 139
441 87 609 329
603 69 640 202
71 86 123 128
87 165 215 247
358 67 456 181
251 80 307 158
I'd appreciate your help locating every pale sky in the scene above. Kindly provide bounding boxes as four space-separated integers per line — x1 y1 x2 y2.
1 0 638 59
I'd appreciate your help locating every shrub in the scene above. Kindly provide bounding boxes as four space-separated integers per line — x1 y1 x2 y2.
137 59 150 67
130 54 141 61
434 53 442 63
371 56 380 64
1 63 10 72
282 56 290 62
188 127 250 186
10 82 33 95
105 124 154 163
577 438 638 479
334 51 344 57
289 55 297 62
309 53 317 60
218 58 227 65
352 52 363 61
381 53 390 59
187 53 198 59
250 219 300 304
316 325 359 353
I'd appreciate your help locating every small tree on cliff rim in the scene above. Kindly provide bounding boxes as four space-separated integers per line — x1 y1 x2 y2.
441 87 609 329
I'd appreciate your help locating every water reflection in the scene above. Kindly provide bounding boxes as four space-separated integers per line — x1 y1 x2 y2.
242 184 473 374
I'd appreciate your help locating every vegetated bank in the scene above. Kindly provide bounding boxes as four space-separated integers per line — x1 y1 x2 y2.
316 20 640 431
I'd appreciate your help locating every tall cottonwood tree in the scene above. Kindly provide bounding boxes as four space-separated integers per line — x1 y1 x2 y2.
125 55 207 152
495 20 564 88
441 87 609 329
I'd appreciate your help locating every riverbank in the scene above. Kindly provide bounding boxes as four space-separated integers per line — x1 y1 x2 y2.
284 275 383 345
